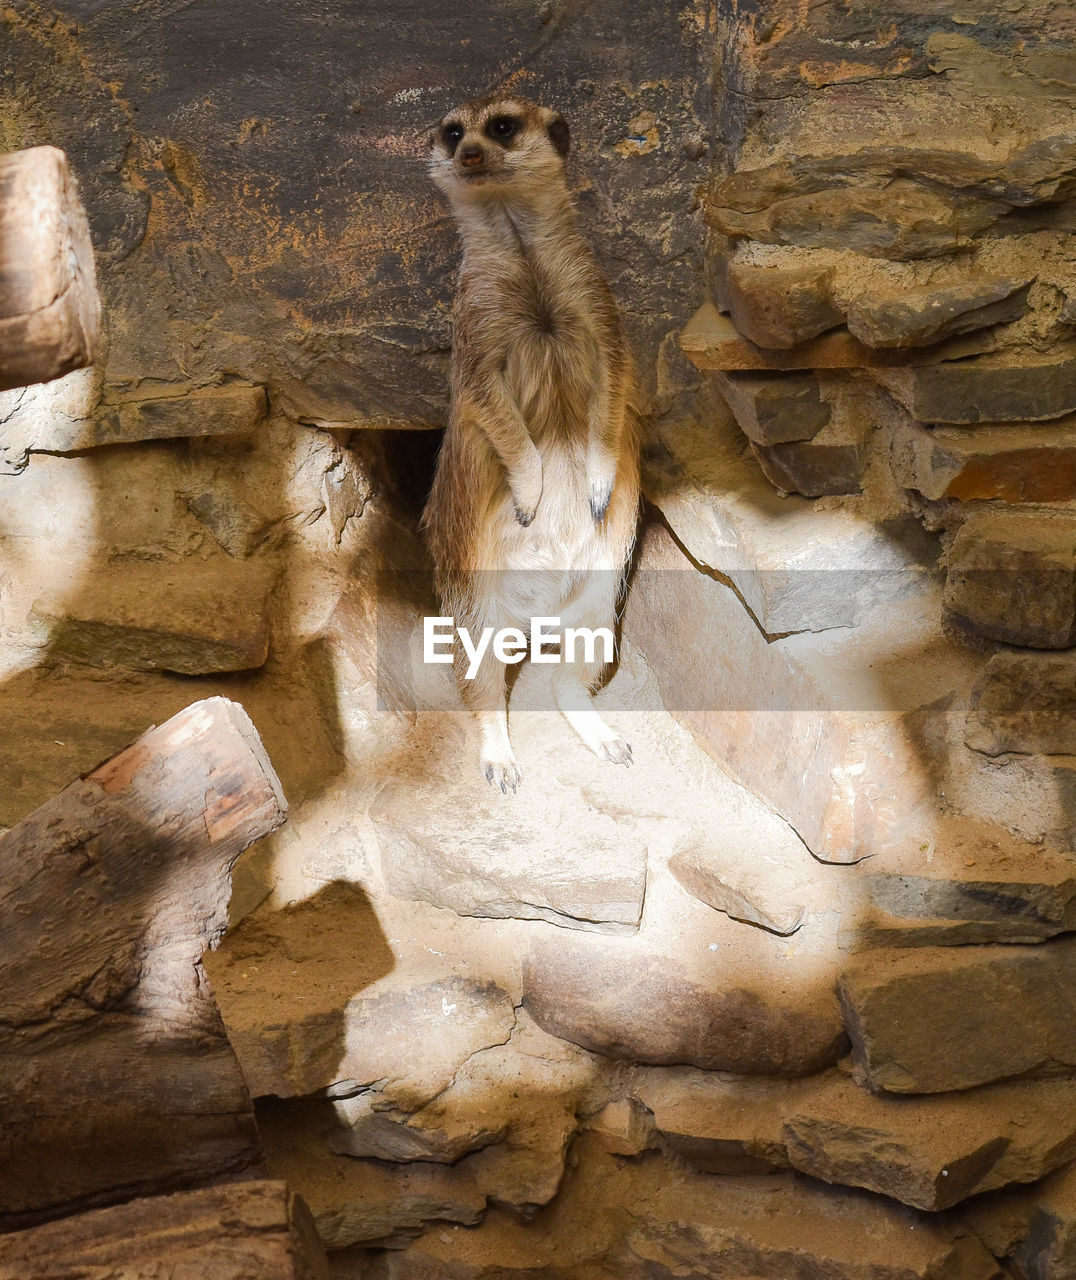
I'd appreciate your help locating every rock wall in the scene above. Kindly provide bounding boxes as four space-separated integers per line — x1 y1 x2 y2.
1 1 1075 1278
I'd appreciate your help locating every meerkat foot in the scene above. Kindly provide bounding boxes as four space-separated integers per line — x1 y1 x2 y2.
588 475 613 523
599 734 633 766
478 713 521 793
483 757 522 792
559 707 632 766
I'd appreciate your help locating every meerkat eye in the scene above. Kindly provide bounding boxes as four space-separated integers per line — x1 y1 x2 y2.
487 116 520 142
441 123 464 150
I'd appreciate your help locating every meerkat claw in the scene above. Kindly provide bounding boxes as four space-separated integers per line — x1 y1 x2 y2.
588 480 612 523
601 736 633 766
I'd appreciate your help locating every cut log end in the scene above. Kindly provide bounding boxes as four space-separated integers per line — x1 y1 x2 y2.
0 145 101 391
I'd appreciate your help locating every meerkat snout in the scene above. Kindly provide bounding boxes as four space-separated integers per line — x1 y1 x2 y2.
428 97 571 200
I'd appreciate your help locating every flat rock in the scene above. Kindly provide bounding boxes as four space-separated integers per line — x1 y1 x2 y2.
966 651 1076 757
258 1100 487 1251
0 1181 329 1280
838 938 1076 1094
645 399 933 637
840 818 1076 948
522 932 847 1077
846 277 1033 348
623 520 978 864
943 512 1076 649
715 260 843 349
784 1074 1076 1211
369 1143 1002 1280
876 356 1076 423
669 831 812 936
681 302 995 372
751 406 868 498
29 554 279 674
204 882 517 1102
714 370 830 445
372 771 648 935
893 416 1076 503
328 1017 592 1192
630 1066 795 1174
1 383 267 468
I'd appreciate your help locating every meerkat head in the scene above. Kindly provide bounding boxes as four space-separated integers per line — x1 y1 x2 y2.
428 95 571 206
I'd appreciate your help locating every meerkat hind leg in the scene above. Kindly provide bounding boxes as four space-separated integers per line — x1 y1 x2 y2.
551 656 631 767
458 647 522 792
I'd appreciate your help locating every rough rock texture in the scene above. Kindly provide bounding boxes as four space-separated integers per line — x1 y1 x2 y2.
361 1142 1003 1280
714 370 830 445
522 932 847 1077
30 554 280 674
681 302 993 372
715 260 844 349
839 940 1076 1094
0 146 100 392
943 513 1076 649
966 652 1076 757
0 1182 330 1280
846 278 1033 349
372 767 648 934
752 410 868 497
893 417 1076 504
783 1075 1076 1212
876 359 1076 425
203 882 517 1102
643 398 934 636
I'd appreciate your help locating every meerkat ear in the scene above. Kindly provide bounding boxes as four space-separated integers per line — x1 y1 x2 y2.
547 114 570 158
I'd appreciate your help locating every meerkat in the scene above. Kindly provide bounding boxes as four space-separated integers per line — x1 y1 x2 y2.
423 94 641 792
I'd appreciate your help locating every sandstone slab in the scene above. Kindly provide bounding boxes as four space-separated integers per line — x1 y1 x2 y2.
204 882 517 1102
669 833 811 936
841 818 1076 947
943 512 1076 649
838 938 1076 1094
523 933 847 1077
258 1100 487 1251
784 1074 1076 1211
0 1181 329 1280
369 1143 1002 1280
645 400 932 637
1010 1162 1076 1280
877 357 1076 423
716 260 843 349
708 165 1005 259
372 774 647 935
681 302 994 372
752 409 867 497
631 1066 795 1174
30 554 279 673
893 417 1076 503
623 520 976 864
846 277 1032 349
714 370 830 445
966 651 1076 757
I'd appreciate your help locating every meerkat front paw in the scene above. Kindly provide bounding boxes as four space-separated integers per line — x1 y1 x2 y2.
588 467 615 523
510 455 543 526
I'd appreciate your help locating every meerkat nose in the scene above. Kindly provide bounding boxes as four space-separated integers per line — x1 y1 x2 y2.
459 145 484 168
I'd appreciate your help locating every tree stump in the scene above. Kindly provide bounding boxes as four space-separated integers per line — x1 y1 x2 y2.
0 697 288 1229
0 1181 329 1280
0 145 101 391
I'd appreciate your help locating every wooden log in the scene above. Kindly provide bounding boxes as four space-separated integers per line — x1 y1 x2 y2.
0 697 288 1229
0 1181 330 1280
0 145 101 391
